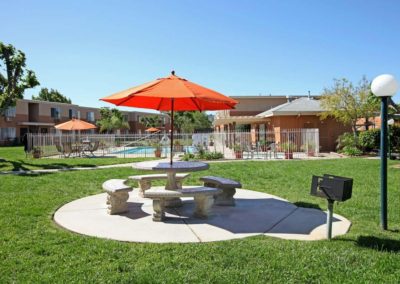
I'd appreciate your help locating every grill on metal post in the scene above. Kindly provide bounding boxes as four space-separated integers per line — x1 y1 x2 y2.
310 174 353 240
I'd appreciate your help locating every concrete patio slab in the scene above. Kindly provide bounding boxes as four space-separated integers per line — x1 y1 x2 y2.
54 188 351 243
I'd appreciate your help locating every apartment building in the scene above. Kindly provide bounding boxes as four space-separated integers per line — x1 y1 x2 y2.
0 99 168 145
214 95 351 151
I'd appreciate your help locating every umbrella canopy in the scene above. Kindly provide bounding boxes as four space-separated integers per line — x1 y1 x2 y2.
101 71 237 111
55 119 97 131
100 71 238 164
145 127 160 132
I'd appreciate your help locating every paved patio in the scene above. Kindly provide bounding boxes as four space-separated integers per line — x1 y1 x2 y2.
54 187 351 243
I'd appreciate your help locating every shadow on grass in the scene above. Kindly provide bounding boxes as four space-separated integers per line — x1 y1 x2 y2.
356 236 400 252
16 171 55 177
2 159 99 172
293 201 322 210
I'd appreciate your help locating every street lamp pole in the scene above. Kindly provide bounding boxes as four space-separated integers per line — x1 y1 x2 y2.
380 96 388 230
371 74 399 230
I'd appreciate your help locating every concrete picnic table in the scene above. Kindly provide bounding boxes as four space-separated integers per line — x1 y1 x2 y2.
133 161 209 207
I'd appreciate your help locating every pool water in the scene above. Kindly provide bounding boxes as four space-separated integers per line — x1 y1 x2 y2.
115 146 196 155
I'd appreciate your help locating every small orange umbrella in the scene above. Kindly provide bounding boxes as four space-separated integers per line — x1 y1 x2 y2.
55 119 97 131
145 127 160 132
101 71 237 164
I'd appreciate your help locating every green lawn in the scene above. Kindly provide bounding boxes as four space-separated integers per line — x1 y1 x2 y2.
0 156 400 283
0 146 153 171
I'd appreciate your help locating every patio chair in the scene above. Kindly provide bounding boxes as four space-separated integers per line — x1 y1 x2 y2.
61 142 74 158
55 143 63 156
85 141 100 157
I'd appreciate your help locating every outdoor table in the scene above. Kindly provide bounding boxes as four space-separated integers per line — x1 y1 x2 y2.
133 161 210 207
152 161 209 190
72 143 91 157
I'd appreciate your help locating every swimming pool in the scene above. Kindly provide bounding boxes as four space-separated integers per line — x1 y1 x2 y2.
115 146 196 155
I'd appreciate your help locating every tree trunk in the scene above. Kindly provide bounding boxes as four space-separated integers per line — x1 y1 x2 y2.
352 123 358 137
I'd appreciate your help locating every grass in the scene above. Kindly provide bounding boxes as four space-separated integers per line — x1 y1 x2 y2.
0 156 400 282
0 146 154 171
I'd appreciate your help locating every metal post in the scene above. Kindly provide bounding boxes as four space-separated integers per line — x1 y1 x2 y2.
327 199 334 240
380 96 388 230
170 98 174 165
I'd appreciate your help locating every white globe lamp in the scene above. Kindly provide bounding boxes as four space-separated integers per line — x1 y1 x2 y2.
371 74 399 97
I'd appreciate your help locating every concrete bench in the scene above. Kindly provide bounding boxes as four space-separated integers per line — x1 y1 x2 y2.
144 187 222 221
199 176 242 206
129 173 190 197
102 179 132 215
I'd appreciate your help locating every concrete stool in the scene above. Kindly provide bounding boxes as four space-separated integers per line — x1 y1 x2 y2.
102 179 132 214
200 176 242 206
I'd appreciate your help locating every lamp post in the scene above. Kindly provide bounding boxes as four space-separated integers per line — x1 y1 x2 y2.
371 74 399 230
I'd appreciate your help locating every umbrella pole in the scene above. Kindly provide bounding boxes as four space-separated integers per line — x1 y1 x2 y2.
170 98 174 165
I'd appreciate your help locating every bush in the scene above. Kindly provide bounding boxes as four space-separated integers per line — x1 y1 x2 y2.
280 142 296 152
336 132 357 151
203 151 223 160
341 146 363 156
389 126 400 153
182 150 223 161
359 129 380 152
182 153 195 161
356 126 400 153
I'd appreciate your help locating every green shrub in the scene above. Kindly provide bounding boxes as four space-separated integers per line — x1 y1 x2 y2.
389 125 400 153
280 142 296 152
204 151 224 160
182 151 223 161
341 146 363 156
356 126 400 153
358 129 380 151
336 132 357 150
182 153 195 161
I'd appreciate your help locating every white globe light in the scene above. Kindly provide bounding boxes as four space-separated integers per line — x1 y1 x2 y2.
371 74 399 97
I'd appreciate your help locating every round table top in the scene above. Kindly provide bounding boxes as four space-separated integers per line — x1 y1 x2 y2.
133 160 209 172
152 161 209 172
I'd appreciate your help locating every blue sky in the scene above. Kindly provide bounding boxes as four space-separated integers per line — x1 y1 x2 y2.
2 0 400 111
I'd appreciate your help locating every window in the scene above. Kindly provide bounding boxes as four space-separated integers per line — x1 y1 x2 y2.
0 127 16 140
4 106 16 117
122 114 128 122
69 109 78 119
86 111 95 122
51 107 60 119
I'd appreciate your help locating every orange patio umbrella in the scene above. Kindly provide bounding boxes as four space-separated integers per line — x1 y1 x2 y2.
145 127 160 132
55 118 97 131
100 71 238 164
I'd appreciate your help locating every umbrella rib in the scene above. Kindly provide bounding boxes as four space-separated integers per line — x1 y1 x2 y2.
156 98 164 111
115 94 137 106
190 97 202 111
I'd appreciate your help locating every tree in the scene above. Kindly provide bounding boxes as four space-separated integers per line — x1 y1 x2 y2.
171 111 212 133
32 88 71 104
320 77 380 136
140 115 164 128
97 107 130 133
191 111 213 131
0 42 39 113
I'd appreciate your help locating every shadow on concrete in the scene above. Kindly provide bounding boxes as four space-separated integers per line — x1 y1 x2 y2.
356 236 400 252
122 202 150 220
293 201 322 210
173 198 339 235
